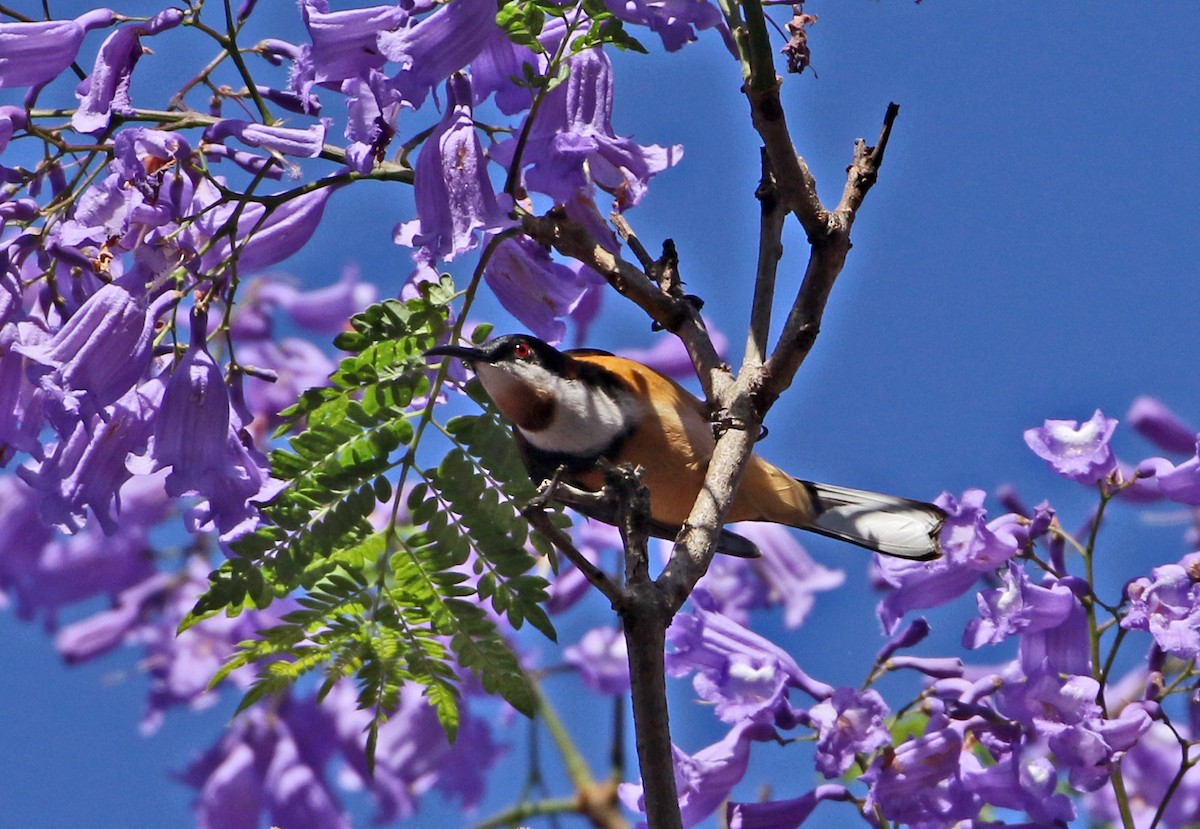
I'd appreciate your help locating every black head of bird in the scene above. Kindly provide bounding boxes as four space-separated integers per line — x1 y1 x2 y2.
427 334 944 560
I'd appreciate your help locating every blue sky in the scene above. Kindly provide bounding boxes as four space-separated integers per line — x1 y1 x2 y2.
2 2 1198 827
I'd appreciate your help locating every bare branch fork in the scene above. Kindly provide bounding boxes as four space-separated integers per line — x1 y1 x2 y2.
521 7 899 819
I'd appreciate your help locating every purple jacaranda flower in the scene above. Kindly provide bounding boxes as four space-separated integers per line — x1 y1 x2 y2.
257 83 321 115
0 474 55 606
808 687 890 778
1016 580 1092 677
180 704 352 829
619 721 775 829
112 127 192 184
204 120 327 159
737 523 845 628
667 593 832 722
1154 445 1200 506
619 322 729 382
141 558 289 731
483 236 590 343
300 0 410 85
1122 553 1200 658
341 70 402 173
55 570 175 664
377 0 499 108
236 338 336 427
959 747 1074 826
878 617 931 661
604 0 724 51
17 377 164 534
491 45 682 210
0 9 114 90
14 282 173 436
72 10 185 134
964 562 1077 648
153 309 231 492
727 784 852 829
887 655 965 679
1023 410 1118 485
195 182 332 275
152 308 278 538
0 320 47 461
255 266 376 333
1 479 161 628
202 143 286 180
690 554 767 626
876 489 1025 633
394 73 513 262
297 680 502 822
1048 700 1154 792
564 625 630 694
862 723 979 827
469 26 541 115
1081 721 1200 828
1128 396 1196 455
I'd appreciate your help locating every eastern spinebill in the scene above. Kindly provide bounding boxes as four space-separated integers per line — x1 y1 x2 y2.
426 334 945 560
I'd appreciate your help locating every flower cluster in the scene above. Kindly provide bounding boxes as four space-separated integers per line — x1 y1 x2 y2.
605 399 1200 829
0 0 716 825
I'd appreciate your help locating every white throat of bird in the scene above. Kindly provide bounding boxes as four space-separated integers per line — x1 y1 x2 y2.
473 360 639 459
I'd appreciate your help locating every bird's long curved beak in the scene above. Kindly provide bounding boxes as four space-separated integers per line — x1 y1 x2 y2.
424 344 485 363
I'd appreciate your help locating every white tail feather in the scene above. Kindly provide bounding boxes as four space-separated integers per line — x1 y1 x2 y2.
804 482 944 560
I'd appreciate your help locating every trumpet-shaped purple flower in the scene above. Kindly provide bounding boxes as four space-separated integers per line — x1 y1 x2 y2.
0 321 46 461
153 312 231 494
808 687 890 778
876 489 1025 633
862 723 979 827
341 70 402 173
1081 721 1200 828
667 593 832 723
290 681 503 822
236 338 336 427
964 562 1077 649
377 0 499 108
255 265 376 333
491 45 682 210
1023 410 1118 485
395 74 512 262
204 120 327 159
1122 553 1200 658
738 523 845 628
604 0 724 52
72 10 185 134
619 721 775 829
0 480 160 628
564 625 630 694
1155 446 1200 506
152 309 275 538
483 236 590 343
1128 396 1197 455
959 748 1074 826
726 785 852 829
546 520 624 613
0 9 114 90
17 378 163 534
14 282 170 436
196 184 332 275
300 0 409 85
181 704 352 829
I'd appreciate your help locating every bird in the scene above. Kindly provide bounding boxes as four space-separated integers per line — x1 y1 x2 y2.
426 334 944 560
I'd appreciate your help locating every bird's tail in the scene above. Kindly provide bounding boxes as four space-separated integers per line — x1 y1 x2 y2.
800 481 945 560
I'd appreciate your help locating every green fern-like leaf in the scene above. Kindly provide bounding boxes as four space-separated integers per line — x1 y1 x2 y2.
186 273 567 763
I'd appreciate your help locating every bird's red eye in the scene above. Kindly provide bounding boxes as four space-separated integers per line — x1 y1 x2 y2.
513 342 531 359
